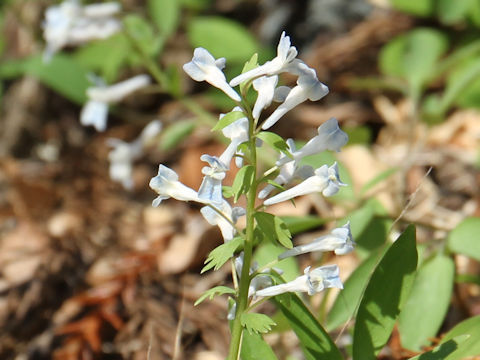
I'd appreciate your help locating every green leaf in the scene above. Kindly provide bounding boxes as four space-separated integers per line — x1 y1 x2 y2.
148 0 180 38
280 216 326 235
360 167 399 195
447 217 480 261
436 0 471 24
201 236 242 273
123 14 163 58
241 313 276 334
0 54 89 104
379 28 449 93
239 53 259 94
254 242 299 282
407 335 469 360
389 0 434 16
398 254 455 350
327 248 384 330
254 212 293 249
187 16 259 62
159 120 195 151
446 58 480 110
256 131 291 157
440 315 480 359
232 165 255 202
353 225 418 359
73 34 131 82
194 286 236 306
211 110 245 132
241 330 278 360
273 294 343 360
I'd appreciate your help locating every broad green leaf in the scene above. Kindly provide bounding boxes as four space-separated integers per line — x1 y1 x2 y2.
73 34 131 82
256 131 290 157
187 16 259 62
194 286 236 306
441 315 480 359
407 335 469 360
232 165 255 202
447 58 480 109
241 313 276 334
254 242 299 282
273 294 343 360
398 254 455 350
254 212 293 249
353 225 418 359
201 236 242 273
436 0 471 24
240 53 259 94
241 330 278 360
379 28 448 93
0 54 89 104
159 120 195 151
123 15 163 58
148 0 180 37
211 110 245 131
280 215 326 235
390 0 434 16
447 217 480 261
327 248 384 330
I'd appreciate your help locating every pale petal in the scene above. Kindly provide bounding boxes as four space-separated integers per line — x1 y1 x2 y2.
80 100 108 131
86 74 150 103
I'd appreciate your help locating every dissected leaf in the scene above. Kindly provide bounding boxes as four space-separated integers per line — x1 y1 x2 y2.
240 53 259 94
211 111 245 132
398 254 455 350
240 313 276 334
241 329 278 360
280 216 326 235
194 286 236 306
254 212 293 249
353 225 418 359
201 236 242 273
256 131 291 157
232 165 255 202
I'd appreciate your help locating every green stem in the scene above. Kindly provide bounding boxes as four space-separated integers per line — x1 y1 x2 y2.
227 104 258 360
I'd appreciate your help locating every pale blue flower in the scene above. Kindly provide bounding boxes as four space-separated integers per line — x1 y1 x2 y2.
263 162 345 205
198 154 228 204
254 264 343 297
279 222 354 259
262 63 328 130
200 201 245 242
183 48 241 101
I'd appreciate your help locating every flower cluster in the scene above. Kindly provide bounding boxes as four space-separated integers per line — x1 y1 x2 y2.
42 0 121 61
150 32 354 306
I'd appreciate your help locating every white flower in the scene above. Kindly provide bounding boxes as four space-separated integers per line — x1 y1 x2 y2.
258 139 314 199
107 120 162 190
200 201 245 242
229 32 299 87
43 0 121 61
234 254 281 298
276 118 348 167
254 265 343 297
183 48 241 101
198 154 228 205
262 63 329 130
149 165 203 207
263 162 345 205
218 109 249 167
80 75 151 132
252 76 278 120
279 222 355 259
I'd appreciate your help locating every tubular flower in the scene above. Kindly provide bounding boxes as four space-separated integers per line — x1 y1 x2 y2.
263 162 345 205
43 0 121 61
149 165 203 207
262 63 329 130
258 139 314 199
183 47 241 101
198 155 228 205
80 74 151 131
218 110 249 168
252 75 278 120
254 265 343 297
200 201 245 242
279 222 355 260
276 118 348 166
229 31 299 87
